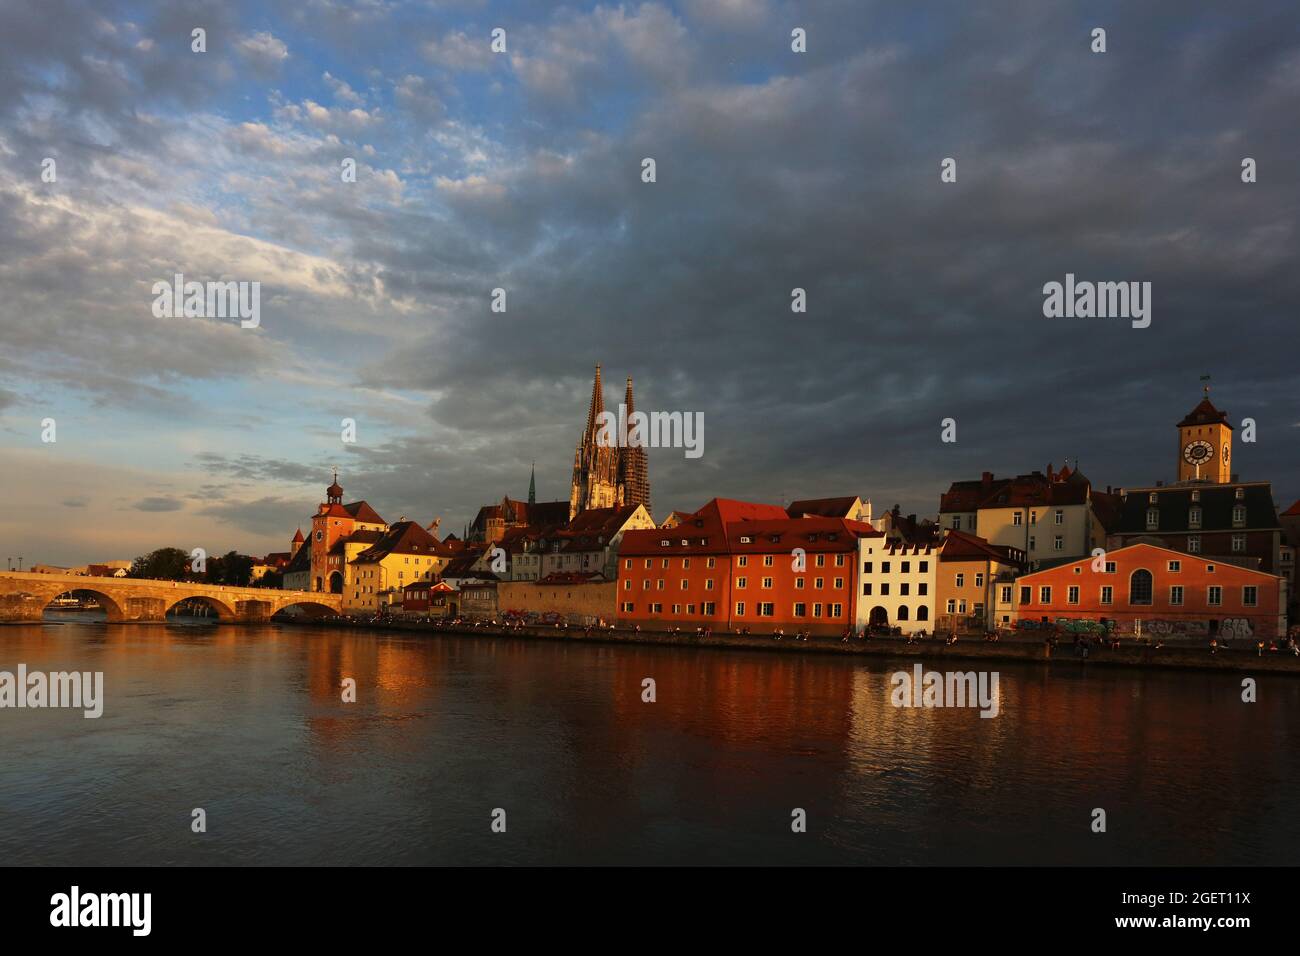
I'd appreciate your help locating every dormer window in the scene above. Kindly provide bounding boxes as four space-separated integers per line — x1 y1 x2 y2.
660 540 670 547
1188 507 1202 529
740 536 752 544
1148 493 1159 505
1235 488 1245 500
1190 490 1200 502
681 539 689 546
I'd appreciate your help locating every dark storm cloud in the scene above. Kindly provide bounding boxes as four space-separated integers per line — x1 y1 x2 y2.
132 496 184 512
2 0 1297 540
195 495 313 535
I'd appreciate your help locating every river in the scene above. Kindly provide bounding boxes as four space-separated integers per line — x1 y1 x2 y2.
2 615 1297 865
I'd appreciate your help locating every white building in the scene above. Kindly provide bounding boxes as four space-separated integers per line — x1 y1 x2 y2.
855 539 938 635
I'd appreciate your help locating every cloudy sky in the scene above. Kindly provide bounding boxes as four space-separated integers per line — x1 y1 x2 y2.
1 0 1297 567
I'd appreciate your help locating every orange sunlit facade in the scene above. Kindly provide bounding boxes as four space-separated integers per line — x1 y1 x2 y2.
616 498 881 635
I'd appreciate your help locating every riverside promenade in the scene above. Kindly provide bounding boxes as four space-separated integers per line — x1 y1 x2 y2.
286 617 1300 675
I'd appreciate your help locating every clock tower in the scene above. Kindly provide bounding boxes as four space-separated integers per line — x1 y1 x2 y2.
1176 386 1232 484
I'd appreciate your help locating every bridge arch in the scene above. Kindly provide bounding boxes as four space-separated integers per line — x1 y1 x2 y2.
274 600 337 620
44 588 128 622
164 594 236 621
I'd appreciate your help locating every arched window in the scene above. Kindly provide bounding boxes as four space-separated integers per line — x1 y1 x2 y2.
897 605 909 620
1129 569 1153 606
917 606 929 621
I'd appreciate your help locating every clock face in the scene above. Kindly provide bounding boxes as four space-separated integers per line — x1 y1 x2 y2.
1183 440 1214 465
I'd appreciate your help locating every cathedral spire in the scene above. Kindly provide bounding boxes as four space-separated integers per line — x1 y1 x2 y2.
620 375 650 515
583 364 605 438
528 461 536 505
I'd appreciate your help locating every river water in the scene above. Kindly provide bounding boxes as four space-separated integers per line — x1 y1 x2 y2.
2 616 1297 865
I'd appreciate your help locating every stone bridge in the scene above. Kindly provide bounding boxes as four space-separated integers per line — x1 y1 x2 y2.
0 571 341 624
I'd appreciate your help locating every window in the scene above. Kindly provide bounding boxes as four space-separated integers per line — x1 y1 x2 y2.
706 557 716 569
702 602 716 615
705 579 714 591
763 555 774 567
830 603 843 618
1243 586 1258 607
919 582 928 596
816 554 826 568
657 579 665 590
901 561 911 573
863 561 873 574
1148 492 1158 505
1168 560 1181 572
1013 512 1023 526
1188 507 1202 529
862 583 872 596
1000 585 1012 603
946 599 956 614
1068 586 1079 604
671 604 681 614
1232 505 1247 527
882 562 890 573
835 554 846 567
735 602 745 616
644 559 652 569
1028 536 1036 551
624 559 632 569
1235 487 1245 500
1232 534 1246 553
975 573 984 587
1100 585 1113 605
794 602 806 617
650 603 662 613
814 577 824 589
758 603 774 617
1208 586 1222 606
1105 561 1116 573
1053 536 1063 551
622 602 634 613
739 536 751 544
1039 586 1052 603
834 577 844 589
898 606 910 620
1145 509 1159 530
900 582 910 596
918 606 929 621
1190 489 1200 502
1169 586 1183 606
683 558 691 569
951 515 961 529
958 599 967 613
737 556 748 567
624 580 632 591
735 577 747 589
955 573 965 588
812 603 823 618
681 579 689 590
795 577 804 590
1054 509 1064 525
1030 511 1037 526
1187 536 1201 553
1129 569 1153 606
880 583 890 596
1020 586 1031 604
761 577 773 589
1207 564 1216 573
920 561 928 572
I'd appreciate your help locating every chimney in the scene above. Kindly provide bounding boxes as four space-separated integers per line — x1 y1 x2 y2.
981 471 993 488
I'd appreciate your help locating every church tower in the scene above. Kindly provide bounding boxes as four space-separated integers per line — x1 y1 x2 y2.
1176 385 1232 484
569 365 652 519
619 375 651 515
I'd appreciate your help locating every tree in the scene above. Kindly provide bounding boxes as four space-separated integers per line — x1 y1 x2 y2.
128 547 194 581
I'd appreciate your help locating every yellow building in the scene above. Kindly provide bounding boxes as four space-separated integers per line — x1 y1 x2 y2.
935 530 1026 632
345 521 454 615
1176 389 1233 484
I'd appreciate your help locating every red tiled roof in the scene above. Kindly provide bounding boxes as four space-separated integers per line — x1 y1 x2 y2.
940 471 1090 512
1282 499 1300 518
343 500 385 524
786 496 860 519
940 530 1025 567
352 520 441 562
1177 397 1231 428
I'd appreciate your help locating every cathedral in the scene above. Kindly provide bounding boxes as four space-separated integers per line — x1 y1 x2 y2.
570 365 651 520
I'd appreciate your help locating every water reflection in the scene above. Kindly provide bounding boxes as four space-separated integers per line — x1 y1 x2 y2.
1 618 1297 865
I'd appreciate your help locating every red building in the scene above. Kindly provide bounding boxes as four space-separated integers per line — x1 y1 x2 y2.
1012 542 1287 641
616 498 879 635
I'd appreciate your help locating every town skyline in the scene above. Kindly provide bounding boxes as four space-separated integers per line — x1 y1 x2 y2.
2 1 1298 566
